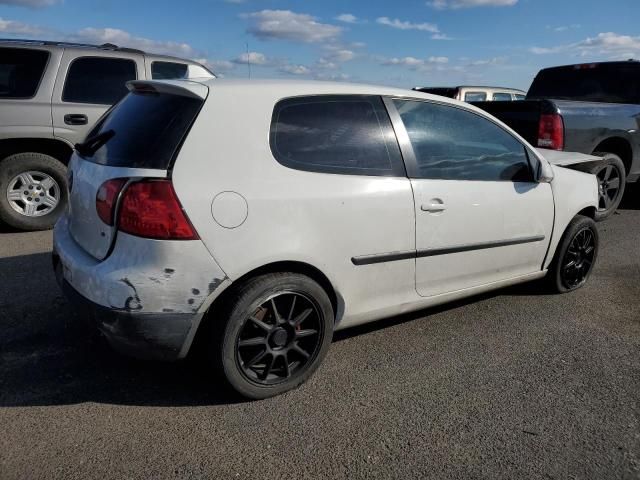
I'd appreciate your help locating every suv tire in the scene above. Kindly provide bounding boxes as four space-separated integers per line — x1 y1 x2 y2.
0 152 68 231
212 272 334 399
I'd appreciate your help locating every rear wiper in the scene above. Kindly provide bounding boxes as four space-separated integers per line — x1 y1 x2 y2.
75 129 115 157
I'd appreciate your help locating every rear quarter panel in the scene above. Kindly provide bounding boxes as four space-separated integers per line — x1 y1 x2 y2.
171 86 417 327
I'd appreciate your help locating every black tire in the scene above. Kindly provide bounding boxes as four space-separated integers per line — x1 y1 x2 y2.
589 152 626 221
0 152 68 231
548 215 599 293
211 273 334 399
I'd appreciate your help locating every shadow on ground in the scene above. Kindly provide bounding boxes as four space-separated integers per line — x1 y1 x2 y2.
0 249 558 409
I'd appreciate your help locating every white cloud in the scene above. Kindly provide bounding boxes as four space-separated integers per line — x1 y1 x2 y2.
279 64 311 75
0 17 46 35
376 17 439 33
323 48 355 62
0 0 59 7
431 33 453 40
197 59 235 72
244 10 342 44
468 56 507 66
381 55 450 71
335 13 358 24
530 32 640 59
233 51 270 65
71 27 196 57
428 0 517 9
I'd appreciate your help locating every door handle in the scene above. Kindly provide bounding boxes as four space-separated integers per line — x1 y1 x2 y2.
421 201 447 212
64 114 88 126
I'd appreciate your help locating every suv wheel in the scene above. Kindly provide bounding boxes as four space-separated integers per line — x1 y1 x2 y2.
589 152 626 221
0 152 68 231
548 215 599 293
212 273 334 399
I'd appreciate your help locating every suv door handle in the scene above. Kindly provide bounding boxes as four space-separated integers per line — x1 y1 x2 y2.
64 114 88 126
421 201 447 212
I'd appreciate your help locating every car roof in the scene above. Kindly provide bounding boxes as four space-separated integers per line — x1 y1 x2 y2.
416 85 525 93
0 38 202 64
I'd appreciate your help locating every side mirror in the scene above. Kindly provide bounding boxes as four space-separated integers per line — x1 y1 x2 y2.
537 160 555 183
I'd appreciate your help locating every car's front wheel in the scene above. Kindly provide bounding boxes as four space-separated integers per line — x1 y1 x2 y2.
212 272 334 399
548 215 599 293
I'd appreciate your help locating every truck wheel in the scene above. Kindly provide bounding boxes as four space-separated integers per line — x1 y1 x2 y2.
0 152 68 231
211 272 334 399
590 152 626 221
548 215 599 293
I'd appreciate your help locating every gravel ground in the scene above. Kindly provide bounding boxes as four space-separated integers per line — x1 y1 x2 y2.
1 188 639 480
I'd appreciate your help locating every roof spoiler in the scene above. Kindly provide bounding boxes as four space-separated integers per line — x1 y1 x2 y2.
126 80 209 100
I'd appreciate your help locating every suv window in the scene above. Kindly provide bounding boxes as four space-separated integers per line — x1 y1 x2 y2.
63 57 137 105
0 48 49 99
151 61 188 80
464 92 487 102
270 95 403 176
514 94 526 101
393 99 532 182
492 92 513 101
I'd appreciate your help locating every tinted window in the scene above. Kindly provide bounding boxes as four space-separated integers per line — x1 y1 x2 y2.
79 91 203 170
63 57 137 105
514 94 526 101
270 96 403 176
464 92 487 102
492 93 513 101
393 99 532 182
152 61 188 80
0 48 49 98
527 63 640 103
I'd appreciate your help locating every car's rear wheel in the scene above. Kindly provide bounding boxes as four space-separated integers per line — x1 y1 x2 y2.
589 152 626 221
212 273 334 399
548 215 599 293
0 152 68 231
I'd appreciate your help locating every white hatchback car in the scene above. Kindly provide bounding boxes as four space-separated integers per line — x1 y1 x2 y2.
53 79 599 399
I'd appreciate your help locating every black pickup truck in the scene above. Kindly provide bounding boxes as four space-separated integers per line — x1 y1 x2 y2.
474 61 640 220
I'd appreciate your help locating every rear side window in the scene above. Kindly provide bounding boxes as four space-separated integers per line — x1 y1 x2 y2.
0 47 49 99
393 99 532 182
492 93 513 101
514 94 526 101
464 92 487 102
152 61 188 80
79 91 203 170
63 57 137 105
270 95 403 176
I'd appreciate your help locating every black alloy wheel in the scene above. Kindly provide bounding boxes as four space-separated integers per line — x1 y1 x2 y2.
236 292 323 385
560 227 596 290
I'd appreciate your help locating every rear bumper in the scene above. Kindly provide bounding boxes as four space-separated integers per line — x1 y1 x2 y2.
55 256 203 360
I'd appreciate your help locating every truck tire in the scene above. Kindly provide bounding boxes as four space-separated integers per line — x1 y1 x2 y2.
547 215 599 293
589 152 626 221
0 152 68 231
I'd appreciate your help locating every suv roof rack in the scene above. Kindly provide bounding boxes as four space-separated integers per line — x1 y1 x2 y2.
0 38 145 54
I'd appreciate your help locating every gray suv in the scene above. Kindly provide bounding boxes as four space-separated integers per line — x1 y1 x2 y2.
0 39 214 231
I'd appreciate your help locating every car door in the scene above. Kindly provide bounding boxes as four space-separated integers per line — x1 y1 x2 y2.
52 51 143 146
385 98 554 297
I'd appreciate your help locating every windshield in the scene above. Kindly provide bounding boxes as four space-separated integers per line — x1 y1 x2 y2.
527 63 640 103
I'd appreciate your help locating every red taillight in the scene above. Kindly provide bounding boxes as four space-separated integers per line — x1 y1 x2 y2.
117 179 198 240
96 178 127 226
538 113 564 150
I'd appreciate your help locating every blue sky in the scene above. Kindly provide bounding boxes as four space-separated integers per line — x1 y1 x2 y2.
1 0 639 90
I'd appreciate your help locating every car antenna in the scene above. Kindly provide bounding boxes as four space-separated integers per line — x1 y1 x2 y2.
246 41 252 79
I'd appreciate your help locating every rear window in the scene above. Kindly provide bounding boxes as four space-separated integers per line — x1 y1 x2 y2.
464 92 487 102
152 61 188 80
492 93 513 101
270 95 403 176
0 47 49 99
63 57 137 105
79 91 203 170
527 63 640 103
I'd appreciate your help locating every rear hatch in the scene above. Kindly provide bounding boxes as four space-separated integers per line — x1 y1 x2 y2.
67 80 208 260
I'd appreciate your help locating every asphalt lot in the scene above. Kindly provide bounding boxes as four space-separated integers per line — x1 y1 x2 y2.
1 188 639 480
